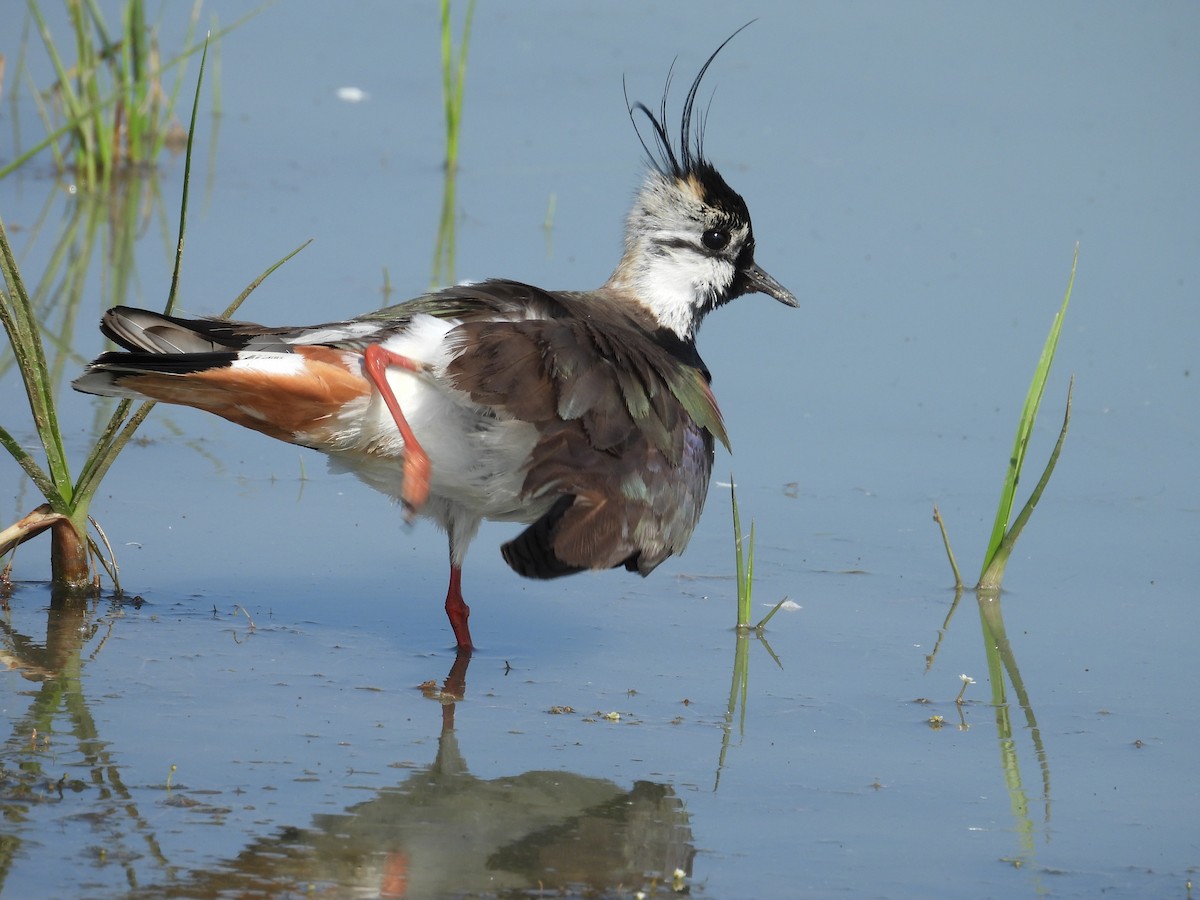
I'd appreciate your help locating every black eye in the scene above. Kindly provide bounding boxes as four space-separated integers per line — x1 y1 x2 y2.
702 228 731 252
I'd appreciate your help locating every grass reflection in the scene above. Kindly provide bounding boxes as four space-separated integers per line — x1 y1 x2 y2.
926 584 1052 878
714 629 781 791
0 591 171 888
430 0 476 289
977 589 1051 826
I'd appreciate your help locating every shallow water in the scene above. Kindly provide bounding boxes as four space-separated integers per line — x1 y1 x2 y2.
3 2 1198 898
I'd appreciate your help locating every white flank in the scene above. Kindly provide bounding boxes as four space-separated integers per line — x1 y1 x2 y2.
230 353 307 375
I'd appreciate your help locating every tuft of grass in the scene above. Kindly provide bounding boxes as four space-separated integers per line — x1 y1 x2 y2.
17 0 199 186
935 246 1077 592
1 36 306 591
716 483 786 791
0 37 213 590
2 1 259 187
978 247 1077 588
730 477 788 631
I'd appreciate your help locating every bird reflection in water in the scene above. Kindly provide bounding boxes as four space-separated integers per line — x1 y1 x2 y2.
137 651 695 898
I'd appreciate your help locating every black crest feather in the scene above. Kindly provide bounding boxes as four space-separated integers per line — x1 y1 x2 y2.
626 22 755 179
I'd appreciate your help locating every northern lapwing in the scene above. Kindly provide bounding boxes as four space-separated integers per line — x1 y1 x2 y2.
74 31 798 651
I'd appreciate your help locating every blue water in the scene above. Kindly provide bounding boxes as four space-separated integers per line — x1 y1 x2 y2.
2 3 1197 897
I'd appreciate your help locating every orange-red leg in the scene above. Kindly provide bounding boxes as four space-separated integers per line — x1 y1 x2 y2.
445 565 473 652
362 344 431 519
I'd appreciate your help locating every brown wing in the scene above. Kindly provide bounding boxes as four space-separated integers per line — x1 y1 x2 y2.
447 310 719 579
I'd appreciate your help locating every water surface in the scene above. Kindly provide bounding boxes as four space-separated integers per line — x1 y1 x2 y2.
2 3 1197 897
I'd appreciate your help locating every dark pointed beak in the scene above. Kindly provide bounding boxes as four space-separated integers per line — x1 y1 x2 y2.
743 262 799 307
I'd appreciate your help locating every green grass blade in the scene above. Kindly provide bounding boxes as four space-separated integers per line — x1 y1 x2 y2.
222 239 313 319
932 504 963 589
0 213 74 504
980 245 1077 579
730 477 746 625
755 596 789 631
67 0 110 185
164 32 208 315
27 0 93 180
72 398 134 504
745 518 755 619
129 0 146 87
0 93 119 180
147 0 205 164
73 401 156 506
17 62 71 176
119 1 137 166
0 423 65 507
82 0 116 51
980 377 1073 589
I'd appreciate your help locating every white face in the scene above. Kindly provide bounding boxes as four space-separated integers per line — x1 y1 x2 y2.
615 172 753 340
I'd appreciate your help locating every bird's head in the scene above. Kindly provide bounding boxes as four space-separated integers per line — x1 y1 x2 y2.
607 24 798 341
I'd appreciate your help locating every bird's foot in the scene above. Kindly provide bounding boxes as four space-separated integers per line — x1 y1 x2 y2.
400 450 431 522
